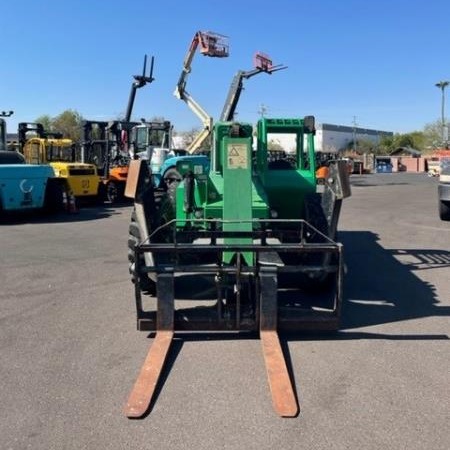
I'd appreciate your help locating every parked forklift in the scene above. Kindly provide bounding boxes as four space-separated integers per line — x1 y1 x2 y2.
81 120 136 203
81 56 155 203
1 113 64 214
19 122 103 203
123 114 351 418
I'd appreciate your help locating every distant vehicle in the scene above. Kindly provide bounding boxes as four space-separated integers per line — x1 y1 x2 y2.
438 157 450 221
19 123 103 202
376 160 393 173
0 150 64 214
1 116 65 214
129 119 210 187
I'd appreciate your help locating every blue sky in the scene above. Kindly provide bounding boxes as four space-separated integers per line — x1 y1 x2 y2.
2 0 450 134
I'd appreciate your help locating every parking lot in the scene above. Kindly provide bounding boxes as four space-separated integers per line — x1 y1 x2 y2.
1 173 449 450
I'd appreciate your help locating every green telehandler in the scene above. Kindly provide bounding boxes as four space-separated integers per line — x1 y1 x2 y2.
124 115 351 418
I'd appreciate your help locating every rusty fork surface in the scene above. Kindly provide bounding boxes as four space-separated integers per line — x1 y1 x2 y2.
124 267 298 418
259 267 298 417
124 273 174 418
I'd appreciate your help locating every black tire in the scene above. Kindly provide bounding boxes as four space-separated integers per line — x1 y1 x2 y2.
302 193 335 290
163 167 182 188
128 209 157 295
43 179 64 214
106 181 124 204
280 193 333 291
96 182 107 205
439 200 450 221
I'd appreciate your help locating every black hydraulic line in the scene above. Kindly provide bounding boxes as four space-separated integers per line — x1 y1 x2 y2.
183 171 195 213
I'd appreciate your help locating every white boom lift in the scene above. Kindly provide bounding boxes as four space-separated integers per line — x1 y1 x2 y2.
173 31 229 153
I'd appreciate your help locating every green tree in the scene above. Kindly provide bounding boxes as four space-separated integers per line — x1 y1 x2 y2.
391 131 426 151
377 135 395 154
51 110 84 142
34 114 53 132
373 131 426 154
409 131 426 150
341 138 377 154
423 119 448 150
34 109 84 142
394 133 415 148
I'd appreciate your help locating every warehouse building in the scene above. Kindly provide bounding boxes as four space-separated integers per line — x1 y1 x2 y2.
315 123 393 153
267 123 393 154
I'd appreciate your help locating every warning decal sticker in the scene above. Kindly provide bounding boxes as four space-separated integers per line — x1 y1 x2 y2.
227 143 248 169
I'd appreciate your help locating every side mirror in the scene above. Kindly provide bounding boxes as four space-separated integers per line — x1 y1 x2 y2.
303 116 315 134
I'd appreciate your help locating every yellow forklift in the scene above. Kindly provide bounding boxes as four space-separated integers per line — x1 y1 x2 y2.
19 123 104 202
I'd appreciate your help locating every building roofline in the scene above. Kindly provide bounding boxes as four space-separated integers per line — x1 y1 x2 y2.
318 123 393 137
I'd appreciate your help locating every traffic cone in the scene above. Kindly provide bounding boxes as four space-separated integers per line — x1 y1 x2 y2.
68 193 78 214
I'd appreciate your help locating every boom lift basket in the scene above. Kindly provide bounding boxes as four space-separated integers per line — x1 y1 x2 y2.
198 31 229 57
254 52 273 71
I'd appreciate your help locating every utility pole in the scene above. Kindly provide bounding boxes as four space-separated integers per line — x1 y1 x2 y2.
258 104 268 118
352 116 358 153
435 80 449 147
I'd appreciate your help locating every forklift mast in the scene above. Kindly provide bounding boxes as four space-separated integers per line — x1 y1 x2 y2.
0 110 13 151
18 122 45 151
124 55 155 123
82 120 137 175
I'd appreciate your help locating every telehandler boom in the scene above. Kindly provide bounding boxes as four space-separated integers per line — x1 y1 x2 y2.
220 52 287 122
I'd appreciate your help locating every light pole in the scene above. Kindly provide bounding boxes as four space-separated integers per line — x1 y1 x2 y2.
435 80 449 146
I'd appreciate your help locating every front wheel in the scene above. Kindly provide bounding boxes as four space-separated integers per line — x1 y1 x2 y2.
163 168 182 188
439 200 450 221
44 179 64 213
107 181 125 204
128 209 157 295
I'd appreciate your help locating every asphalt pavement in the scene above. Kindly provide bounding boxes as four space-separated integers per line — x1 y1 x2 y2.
0 173 449 450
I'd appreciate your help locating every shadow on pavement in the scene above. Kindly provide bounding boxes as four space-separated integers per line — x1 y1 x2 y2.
0 203 129 225
339 231 449 331
166 230 450 341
